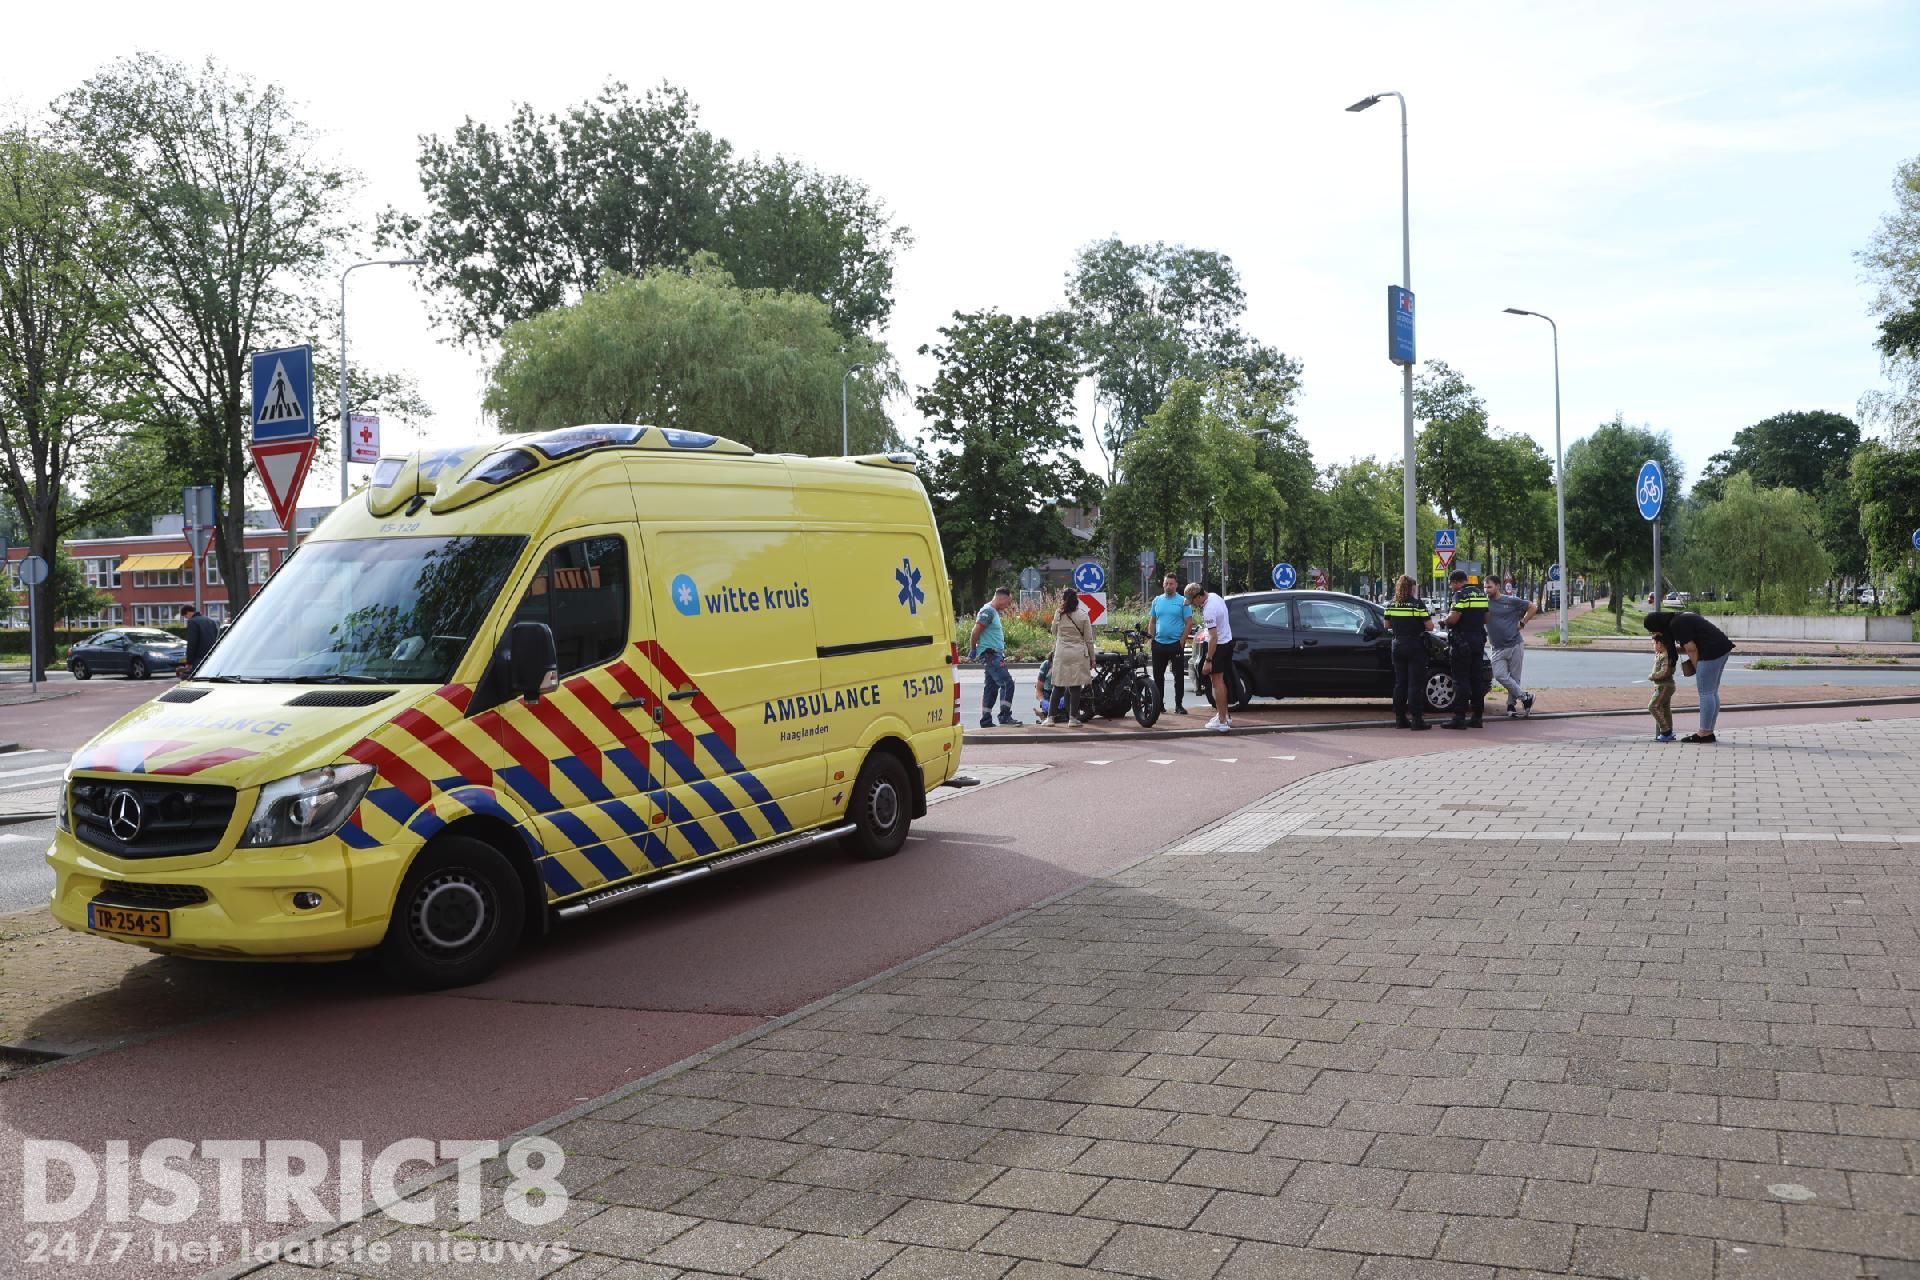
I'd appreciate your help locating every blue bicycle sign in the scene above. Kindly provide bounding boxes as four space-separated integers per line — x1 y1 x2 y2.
1636 460 1665 522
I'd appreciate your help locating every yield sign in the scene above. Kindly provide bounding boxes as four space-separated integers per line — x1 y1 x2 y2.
1437 547 1457 568
251 438 316 530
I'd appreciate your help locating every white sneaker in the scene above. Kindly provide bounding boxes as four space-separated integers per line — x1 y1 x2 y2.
1203 714 1222 730
1213 719 1232 733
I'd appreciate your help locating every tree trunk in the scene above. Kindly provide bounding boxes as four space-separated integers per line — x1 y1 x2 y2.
29 516 57 683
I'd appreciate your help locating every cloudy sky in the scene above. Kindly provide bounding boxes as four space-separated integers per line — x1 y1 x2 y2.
14 0 1919 495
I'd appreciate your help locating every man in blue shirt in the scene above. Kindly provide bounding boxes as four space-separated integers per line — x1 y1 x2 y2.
967 586 1022 727
1147 573 1196 715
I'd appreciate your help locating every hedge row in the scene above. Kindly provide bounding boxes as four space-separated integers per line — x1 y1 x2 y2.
0 626 185 656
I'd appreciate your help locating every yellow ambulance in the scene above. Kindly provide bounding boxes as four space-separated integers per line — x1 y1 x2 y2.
47 425 964 986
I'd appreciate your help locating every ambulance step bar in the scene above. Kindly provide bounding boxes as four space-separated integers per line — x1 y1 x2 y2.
554 823 858 921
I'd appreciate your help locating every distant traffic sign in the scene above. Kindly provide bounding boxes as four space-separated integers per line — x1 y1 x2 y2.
1073 561 1106 593
1018 566 1041 591
1271 563 1297 590
1434 528 1456 551
1637 459 1665 521
251 345 314 443
182 485 215 558
1437 547 1456 569
1548 564 1562 582
18 554 48 587
1082 591 1107 625
1912 527 1920 551
1313 570 1329 590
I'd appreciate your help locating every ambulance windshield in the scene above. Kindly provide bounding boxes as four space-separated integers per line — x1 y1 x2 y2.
195 535 528 685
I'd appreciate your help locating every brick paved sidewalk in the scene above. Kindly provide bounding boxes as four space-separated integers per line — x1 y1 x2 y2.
282 722 1920 1280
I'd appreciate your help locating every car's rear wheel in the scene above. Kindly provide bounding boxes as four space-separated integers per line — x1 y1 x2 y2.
71 660 90 680
846 751 911 860
128 657 149 680
1426 670 1456 711
379 836 525 989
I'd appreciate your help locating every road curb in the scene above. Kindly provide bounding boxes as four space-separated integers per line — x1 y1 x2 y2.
962 693 1920 745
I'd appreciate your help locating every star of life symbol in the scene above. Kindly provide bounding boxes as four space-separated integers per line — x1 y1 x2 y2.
895 558 925 615
676 580 695 608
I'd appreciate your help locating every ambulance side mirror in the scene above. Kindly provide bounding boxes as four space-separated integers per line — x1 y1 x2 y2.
507 621 559 702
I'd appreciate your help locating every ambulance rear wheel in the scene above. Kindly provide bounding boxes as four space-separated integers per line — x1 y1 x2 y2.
847 752 910 861
379 836 525 989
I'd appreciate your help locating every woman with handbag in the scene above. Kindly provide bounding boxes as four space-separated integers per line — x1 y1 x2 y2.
1643 611 1736 743
1045 588 1097 726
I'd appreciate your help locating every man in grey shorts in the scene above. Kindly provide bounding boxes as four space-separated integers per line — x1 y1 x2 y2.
1485 577 1538 717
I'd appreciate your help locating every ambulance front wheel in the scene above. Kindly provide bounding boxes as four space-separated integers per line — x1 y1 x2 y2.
378 836 526 989
847 752 911 861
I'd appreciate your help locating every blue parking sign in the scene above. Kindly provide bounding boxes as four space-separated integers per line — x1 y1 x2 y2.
251 345 314 443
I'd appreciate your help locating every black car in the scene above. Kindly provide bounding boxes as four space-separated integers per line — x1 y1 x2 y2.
1190 590 1492 712
67 628 188 680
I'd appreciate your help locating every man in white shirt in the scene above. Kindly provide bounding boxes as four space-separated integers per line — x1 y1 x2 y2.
1184 583 1235 732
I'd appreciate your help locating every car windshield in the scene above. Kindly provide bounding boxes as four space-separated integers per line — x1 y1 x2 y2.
126 630 178 644
194 535 527 684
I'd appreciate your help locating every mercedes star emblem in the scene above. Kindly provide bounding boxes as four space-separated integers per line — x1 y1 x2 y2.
107 789 145 842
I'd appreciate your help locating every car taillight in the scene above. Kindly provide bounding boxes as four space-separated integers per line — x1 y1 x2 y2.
951 643 962 725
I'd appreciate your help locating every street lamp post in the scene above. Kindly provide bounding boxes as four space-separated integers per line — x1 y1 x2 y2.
1347 90 1416 582
339 258 424 501
1503 308 1569 646
841 363 866 457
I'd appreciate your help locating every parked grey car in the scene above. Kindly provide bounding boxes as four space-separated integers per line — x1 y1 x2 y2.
67 628 188 680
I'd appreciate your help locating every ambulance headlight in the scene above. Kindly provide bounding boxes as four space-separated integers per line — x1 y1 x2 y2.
242 763 377 847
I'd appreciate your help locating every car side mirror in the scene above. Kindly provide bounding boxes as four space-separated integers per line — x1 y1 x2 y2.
506 621 559 702
1361 624 1384 641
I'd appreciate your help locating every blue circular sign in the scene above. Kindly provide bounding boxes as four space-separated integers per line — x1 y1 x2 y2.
1912 527 1920 551
1548 564 1562 582
1636 459 1665 521
1073 561 1106 593
1271 563 1297 590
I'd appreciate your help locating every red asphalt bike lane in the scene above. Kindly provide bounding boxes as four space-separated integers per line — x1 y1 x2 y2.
3 698 1917 1278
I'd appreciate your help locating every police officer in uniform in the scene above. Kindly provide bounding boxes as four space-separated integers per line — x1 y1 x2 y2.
1440 569 1491 729
1384 574 1433 731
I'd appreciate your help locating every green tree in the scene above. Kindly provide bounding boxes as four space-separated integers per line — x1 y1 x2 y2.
913 310 1092 609
1563 415 1682 631
1693 410 1860 501
484 259 892 452
1849 441 1920 612
49 543 109 625
383 82 908 345
1412 360 1491 529
1065 239 1300 477
59 54 354 620
1102 376 1282 590
0 126 162 675
1687 473 1831 613
1859 154 1920 442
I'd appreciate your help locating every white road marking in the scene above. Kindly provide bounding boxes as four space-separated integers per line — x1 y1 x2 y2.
0 749 54 758
1215 758 1239 764
0 762 67 780
1149 759 1175 765
1269 755 1296 760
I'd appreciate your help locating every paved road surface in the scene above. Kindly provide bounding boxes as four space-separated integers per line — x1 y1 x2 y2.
5 702 1918 1278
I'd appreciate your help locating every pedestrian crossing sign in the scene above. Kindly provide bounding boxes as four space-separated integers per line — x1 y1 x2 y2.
251 344 314 443
1433 528 1456 551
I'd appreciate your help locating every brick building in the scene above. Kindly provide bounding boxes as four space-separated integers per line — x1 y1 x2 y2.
3 506 333 630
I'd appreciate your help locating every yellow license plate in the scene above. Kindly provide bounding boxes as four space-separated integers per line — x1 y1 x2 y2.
87 903 171 939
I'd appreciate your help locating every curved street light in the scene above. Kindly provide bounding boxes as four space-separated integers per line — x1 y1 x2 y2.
1503 307 1570 645
1347 91 1417 583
